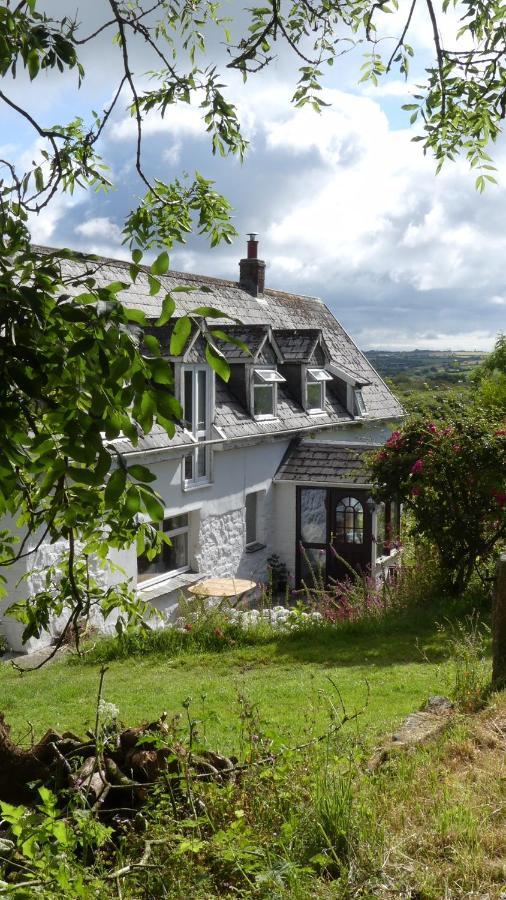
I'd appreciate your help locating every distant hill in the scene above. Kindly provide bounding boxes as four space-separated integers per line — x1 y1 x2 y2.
364 349 487 380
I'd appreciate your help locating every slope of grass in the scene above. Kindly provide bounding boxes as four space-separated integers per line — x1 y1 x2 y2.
0 608 471 749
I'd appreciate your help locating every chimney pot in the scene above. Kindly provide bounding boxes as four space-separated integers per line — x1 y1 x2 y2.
240 232 265 297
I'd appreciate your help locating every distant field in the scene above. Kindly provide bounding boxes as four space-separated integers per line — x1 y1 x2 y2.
364 349 487 415
365 349 487 380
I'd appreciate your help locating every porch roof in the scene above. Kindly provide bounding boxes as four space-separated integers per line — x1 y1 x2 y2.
274 441 377 486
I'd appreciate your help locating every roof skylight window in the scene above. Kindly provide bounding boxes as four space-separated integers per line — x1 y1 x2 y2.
253 368 286 383
307 368 333 382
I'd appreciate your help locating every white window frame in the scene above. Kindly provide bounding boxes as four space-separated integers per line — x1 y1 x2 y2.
137 513 190 588
181 364 213 487
305 367 333 412
354 388 367 417
251 367 285 420
245 489 266 551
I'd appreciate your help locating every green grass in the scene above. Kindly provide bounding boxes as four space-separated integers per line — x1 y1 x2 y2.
0 609 470 750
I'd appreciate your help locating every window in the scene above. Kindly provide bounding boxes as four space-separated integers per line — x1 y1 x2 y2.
335 496 364 544
376 500 400 557
245 490 266 550
246 492 257 546
137 514 189 584
354 388 367 417
182 366 211 485
306 367 332 412
298 488 327 585
253 368 285 418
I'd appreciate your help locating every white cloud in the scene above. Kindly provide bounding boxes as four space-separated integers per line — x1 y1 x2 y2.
75 217 122 241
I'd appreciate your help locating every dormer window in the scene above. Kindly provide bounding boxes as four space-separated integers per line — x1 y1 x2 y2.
182 365 212 486
354 388 367 417
253 368 285 418
306 368 333 412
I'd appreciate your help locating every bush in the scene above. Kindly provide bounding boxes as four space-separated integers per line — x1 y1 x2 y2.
370 412 506 594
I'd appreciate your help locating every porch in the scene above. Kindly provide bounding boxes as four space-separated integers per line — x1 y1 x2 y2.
274 441 401 588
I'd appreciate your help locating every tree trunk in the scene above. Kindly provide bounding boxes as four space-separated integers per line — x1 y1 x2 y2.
492 554 506 690
0 714 58 804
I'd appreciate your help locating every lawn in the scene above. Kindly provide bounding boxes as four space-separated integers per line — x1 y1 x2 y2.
0 609 464 750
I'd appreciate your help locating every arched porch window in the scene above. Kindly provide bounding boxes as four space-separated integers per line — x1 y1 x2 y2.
335 497 364 544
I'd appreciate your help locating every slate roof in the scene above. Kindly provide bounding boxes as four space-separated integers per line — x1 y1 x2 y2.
35 246 404 454
275 442 375 485
273 329 322 362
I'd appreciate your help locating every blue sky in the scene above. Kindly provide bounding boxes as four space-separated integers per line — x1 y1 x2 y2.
2 1 506 351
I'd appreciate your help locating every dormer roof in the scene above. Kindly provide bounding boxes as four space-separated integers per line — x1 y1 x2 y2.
274 329 326 363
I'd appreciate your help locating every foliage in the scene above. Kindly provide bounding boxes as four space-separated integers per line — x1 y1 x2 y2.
2 677 506 897
371 413 506 594
471 333 506 415
438 613 492 711
0 223 237 648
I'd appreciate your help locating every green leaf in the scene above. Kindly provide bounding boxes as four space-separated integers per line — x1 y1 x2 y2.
68 467 97 486
125 485 141 514
27 49 39 80
128 464 157 483
192 306 229 319
104 467 127 506
169 316 192 356
205 342 230 382
155 293 176 326
125 308 147 325
148 274 161 296
151 251 169 275
132 248 143 264
150 358 173 385
139 485 165 522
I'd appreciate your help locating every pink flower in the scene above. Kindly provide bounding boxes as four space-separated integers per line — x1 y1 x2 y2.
386 430 403 449
410 459 424 476
410 485 422 497
491 489 506 509
427 422 438 434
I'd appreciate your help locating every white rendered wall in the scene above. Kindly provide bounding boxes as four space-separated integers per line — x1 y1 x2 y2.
1 417 399 651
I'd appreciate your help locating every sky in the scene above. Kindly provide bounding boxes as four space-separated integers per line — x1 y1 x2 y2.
2 1 506 351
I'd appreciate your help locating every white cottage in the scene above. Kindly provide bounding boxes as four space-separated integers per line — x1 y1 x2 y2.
1 236 404 652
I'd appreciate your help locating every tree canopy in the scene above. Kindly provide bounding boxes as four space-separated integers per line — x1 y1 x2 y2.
1 0 506 653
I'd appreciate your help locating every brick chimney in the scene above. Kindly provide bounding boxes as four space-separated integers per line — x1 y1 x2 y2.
239 233 265 297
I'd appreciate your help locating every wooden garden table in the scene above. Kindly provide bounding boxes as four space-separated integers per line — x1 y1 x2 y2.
188 577 256 607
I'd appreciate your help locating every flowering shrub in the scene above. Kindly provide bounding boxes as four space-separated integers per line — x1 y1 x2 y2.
370 412 506 594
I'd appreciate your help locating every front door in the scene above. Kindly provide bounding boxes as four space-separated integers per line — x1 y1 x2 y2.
296 486 373 588
328 489 372 582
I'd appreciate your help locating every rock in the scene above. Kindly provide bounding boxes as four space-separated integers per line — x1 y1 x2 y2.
368 696 456 771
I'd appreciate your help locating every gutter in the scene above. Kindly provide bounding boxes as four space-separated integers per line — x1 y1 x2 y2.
118 414 404 463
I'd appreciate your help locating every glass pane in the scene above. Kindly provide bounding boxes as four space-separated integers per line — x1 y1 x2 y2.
184 370 193 428
376 501 386 556
354 389 366 415
196 445 207 479
254 369 285 383
162 530 188 571
246 492 257 544
335 508 345 540
197 369 207 431
164 514 188 533
300 547 326 587
300 488 327 543
307 382 323 409
254 384 274 416
335 498 363 544
308 368 332 381
184 453 193 481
